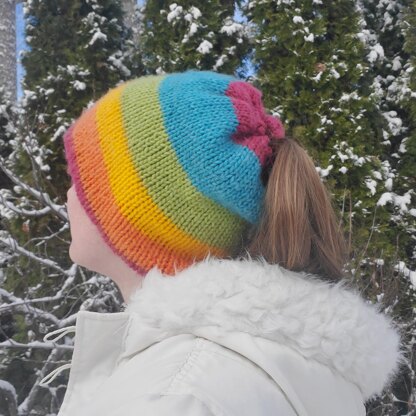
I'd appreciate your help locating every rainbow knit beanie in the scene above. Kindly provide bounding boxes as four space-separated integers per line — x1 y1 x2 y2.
64 70 285 276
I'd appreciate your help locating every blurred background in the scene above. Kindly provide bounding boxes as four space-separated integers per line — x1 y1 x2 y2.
0 0 415 414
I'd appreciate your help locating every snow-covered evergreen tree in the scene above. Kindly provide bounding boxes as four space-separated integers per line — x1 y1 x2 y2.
245 0 405 285
141 0 249 74
20 0 136 189
0 88 16 190
356 4 416 413
358 0 415 274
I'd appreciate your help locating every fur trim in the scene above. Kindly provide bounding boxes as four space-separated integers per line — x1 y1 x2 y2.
126 255 404 401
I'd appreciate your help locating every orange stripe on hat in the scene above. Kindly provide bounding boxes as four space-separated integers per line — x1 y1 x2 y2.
70 103 195 274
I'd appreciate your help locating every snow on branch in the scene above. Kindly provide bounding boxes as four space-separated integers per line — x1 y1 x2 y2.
0 193 52 217
0 235 68 275
0 155 67 221
0 262 77 314
0 288 63 327
0 339 73 351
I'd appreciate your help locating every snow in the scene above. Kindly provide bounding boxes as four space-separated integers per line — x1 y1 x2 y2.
88 29 108 46
197 40 213 54
184 13 193 22
213 54 228 70
340 92 359 102
337 151 349 162
383 110 403 136
311 71 322 82
73 81 86 91
293 16 304 24
395 262 416 289
189 6 202 20
182 22 199 43
398 139 407 154
377 191 412 213
365 178 377 195
167 3 183 23
189 22 199 36
376 293 384 302
108 54 131 77
339 167 348 174
304 33 314 42
367 43 385 63
329 68 340 79
316 164 333 178
51 125 67 142
392 56 402 71
377 192 392 206
372 171 382 180
221 20 243 36
66 65 78 76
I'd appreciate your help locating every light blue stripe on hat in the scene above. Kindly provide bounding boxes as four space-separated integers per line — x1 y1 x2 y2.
158 70 264 224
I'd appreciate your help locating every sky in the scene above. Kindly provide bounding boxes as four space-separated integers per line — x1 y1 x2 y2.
16 2 25 99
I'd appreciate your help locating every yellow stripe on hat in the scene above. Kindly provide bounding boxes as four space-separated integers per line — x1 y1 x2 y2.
95 82 226 258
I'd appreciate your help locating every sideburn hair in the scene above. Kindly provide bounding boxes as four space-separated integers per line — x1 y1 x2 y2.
244 136 347 281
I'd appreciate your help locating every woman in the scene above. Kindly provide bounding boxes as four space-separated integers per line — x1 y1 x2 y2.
40 70 403 415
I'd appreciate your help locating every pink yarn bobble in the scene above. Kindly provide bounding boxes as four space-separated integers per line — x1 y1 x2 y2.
226 81 285 167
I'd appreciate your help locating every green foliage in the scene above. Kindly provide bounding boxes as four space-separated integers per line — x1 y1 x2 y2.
141 0 249 74
20 0 139 192
0 88 17 190
360 0 416 273
245 0 411 287
402 0 416 266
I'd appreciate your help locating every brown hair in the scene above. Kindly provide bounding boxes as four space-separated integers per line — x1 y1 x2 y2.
245 136 347 281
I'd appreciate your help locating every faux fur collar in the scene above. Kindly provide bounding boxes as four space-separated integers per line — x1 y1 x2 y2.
125 255 404 401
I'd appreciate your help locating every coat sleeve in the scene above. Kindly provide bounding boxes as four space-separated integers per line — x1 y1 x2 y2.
113 393 218 416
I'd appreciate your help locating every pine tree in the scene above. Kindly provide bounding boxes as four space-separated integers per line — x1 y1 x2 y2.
245 0 403 284
0 87 16 190
141 0 249 75
400 0 416 270
358 0 415 270
20 0 138 190
356 3 416 411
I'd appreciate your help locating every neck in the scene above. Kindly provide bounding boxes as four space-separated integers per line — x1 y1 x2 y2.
115 267 143 303
98 254 144 303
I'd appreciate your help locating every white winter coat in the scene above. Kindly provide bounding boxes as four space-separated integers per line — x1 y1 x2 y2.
44 257 403 416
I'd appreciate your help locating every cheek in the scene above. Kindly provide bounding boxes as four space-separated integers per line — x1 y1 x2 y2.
67 193 105 266
69 215 107 268
68 209 95 257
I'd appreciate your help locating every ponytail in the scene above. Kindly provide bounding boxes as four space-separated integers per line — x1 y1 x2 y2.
245 137 347 281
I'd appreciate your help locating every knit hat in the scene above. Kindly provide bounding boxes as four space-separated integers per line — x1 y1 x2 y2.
64 70 285 276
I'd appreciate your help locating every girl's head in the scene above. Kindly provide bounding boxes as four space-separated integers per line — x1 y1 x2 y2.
64 70 346 286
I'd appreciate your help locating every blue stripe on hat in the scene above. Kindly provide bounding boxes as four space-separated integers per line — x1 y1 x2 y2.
158 70 264 224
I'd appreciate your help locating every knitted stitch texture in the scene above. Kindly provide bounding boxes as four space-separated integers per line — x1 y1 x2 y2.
64 70 285 276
